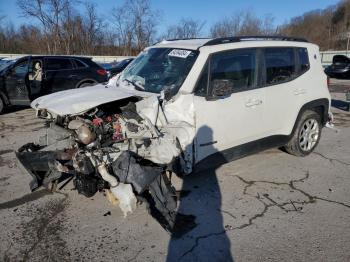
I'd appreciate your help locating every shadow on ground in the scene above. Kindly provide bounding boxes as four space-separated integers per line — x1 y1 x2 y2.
1 105 30 115
167 126 234 261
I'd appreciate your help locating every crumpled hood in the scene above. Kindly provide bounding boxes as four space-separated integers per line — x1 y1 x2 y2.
31 82 154 116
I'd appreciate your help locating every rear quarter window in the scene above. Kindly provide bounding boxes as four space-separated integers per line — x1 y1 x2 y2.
73 59 88 69
297 48 310 73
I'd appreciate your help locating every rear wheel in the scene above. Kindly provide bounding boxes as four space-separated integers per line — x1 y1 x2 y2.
284 110 322 157
0 97 4 114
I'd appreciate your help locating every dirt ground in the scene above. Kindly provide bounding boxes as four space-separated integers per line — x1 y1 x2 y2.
0 84 349 262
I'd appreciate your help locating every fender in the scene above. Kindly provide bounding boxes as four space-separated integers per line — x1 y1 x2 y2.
75 78 98 89
290 98 330 136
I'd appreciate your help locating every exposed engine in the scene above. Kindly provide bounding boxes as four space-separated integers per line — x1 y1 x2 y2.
16 97 196 236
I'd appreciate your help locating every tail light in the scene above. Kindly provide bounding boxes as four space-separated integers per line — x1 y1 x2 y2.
97 69 107 76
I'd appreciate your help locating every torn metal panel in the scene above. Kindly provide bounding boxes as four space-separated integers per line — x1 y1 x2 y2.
111 151 163 194
16 150 70 191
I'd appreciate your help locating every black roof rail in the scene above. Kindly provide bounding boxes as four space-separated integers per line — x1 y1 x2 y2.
152 37 210 46
203 35 308 46
164 37 210 41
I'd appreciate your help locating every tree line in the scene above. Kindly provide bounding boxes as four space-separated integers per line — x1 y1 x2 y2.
1 0 350 56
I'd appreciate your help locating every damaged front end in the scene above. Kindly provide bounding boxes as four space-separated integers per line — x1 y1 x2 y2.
17 94 196 235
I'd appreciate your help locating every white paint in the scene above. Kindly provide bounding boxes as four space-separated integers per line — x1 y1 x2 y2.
31 79 155 116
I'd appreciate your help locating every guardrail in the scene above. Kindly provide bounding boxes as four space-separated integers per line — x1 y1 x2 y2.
1 50 350 65
320 50 350 65
0 54 134 63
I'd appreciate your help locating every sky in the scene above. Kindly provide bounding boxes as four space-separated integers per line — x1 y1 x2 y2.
0 0 341 35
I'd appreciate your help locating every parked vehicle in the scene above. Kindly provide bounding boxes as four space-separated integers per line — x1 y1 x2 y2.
106 58 134 78
17 36 332 235
0 56 108 113
324 54 350 79
0 58 14 71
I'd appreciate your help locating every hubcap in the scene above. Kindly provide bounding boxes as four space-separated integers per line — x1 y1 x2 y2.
299 119 319 151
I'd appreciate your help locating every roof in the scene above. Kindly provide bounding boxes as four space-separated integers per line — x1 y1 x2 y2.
29 55 93 60
153 36 309 50
154 38 212 50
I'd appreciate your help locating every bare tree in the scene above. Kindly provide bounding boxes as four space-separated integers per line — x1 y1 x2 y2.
17 0 73 53
280 7 335 50
162 18 205 39
210 10 275 38
112 0 160 55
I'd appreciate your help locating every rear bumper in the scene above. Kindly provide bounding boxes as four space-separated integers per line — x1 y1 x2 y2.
325 69 350 79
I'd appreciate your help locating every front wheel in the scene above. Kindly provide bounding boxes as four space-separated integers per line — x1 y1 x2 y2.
77 82 95 88
284 110 322 157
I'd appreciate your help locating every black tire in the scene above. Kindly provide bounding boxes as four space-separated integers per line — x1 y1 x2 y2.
284 110 322 157
77 82 95 88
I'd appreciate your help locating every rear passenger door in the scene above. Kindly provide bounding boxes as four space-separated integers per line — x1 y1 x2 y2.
194 48 266 163
262 47 310 136
43 57 75 94
70 58 90 86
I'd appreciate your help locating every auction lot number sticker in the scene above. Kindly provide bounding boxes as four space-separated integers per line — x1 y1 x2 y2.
168 49 192 58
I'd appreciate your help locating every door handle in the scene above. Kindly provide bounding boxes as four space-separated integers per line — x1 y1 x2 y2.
245 99 263 107
68 74 77 78
294 89 306 95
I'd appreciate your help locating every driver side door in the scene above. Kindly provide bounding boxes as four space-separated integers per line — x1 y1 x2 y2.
5 58 30 105
193 48 266 164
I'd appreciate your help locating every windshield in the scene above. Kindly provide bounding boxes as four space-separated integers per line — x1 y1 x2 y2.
120 48 198 94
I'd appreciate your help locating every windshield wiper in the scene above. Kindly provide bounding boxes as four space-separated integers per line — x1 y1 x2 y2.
123 78 145 91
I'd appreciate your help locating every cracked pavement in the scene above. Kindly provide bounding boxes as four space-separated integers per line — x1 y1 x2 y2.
0 88 350 262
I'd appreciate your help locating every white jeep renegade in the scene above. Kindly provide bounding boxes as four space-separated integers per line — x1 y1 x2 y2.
17 36 332 233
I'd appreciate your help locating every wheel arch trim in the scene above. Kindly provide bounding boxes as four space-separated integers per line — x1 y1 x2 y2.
291 98 330 136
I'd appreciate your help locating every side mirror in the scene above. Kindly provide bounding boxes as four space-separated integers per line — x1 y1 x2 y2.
207 79 233 101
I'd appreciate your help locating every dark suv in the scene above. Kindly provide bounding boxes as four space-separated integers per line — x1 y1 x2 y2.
0 55 108 113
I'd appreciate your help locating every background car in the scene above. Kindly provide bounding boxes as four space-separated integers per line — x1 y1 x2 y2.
0 58 15 71
324 54 350 79
106 58 134 78
0 55 108 113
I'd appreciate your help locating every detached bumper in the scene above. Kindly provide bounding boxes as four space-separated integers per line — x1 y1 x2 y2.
16 150 65 191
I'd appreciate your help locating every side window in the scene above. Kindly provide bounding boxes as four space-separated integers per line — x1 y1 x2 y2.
297 48 310 73
12 60 29 77
46 58 73 70
264 48 296 85
74 59 87 68
210 49 257 92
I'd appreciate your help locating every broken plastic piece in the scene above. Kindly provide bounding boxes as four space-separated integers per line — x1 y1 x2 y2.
110 183 137 217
